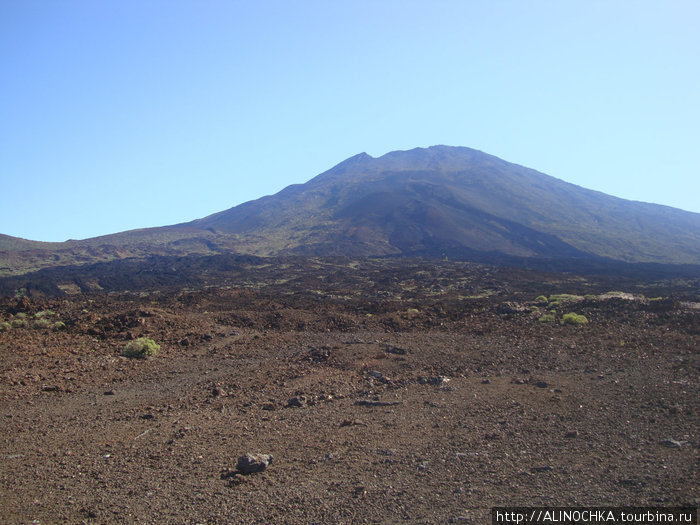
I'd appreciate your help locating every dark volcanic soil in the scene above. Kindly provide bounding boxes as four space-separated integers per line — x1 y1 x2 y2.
0 259 698 523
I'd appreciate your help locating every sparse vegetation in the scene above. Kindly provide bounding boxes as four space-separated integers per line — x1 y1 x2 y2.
122 337 160 358
549 294 584 303
0 321 10 331
11 318 27 328
534 295 548 304
35 310 56 318
562 312 588 325
0 255 696 521
32 318 52 329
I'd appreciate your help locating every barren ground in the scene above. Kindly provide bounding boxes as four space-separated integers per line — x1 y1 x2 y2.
0 259 698 523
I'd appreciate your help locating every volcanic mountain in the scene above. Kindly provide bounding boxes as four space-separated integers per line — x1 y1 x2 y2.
2 146 699 275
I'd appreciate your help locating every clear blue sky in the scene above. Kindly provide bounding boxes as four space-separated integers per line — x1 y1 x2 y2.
1 0 699 242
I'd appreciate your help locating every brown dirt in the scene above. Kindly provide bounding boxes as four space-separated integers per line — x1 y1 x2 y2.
0 260 698 523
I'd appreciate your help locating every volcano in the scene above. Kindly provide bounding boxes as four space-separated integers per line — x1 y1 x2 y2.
2 146 699 276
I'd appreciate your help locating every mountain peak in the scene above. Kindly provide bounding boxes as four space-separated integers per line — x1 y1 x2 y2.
185 146 699 264
3 147 699 277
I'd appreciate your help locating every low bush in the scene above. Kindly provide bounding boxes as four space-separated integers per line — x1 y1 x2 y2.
534 295 548 304
549 294 584 303
122 337 160 359
538 313 556 323
32 318 52 329
11 319 27 328
51 321 66 331
562 312 588 325
0 321 11 332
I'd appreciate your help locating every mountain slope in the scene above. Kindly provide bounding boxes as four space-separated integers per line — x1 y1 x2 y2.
2 145 699 276
183 146 700 263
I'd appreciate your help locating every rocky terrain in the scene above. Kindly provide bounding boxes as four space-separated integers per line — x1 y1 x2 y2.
0 258 698 523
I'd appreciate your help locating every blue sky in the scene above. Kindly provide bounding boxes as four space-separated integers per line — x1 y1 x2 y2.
1 1 699 242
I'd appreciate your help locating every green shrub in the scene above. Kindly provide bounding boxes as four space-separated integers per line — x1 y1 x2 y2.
32 318 52 329
34 310 56 318
51 321 66 331
549 294 584 303
11 319 27 328
0 321 11 332
15 313 27 319
534 295 548 304
538 313 556 323
122 337 160 359
561 312 588 325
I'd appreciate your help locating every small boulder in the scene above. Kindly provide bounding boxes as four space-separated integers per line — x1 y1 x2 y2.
287 396 307 408
660 439 686 448
430 376 450 386
236 453 273 475
497 302 529 314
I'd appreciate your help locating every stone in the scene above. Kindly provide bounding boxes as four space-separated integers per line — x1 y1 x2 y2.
355 400 400 407
426 376 450 386
236 453 273 475
340 419 366 427
287 396 307 408
660 439 685 448
497 302 530 314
